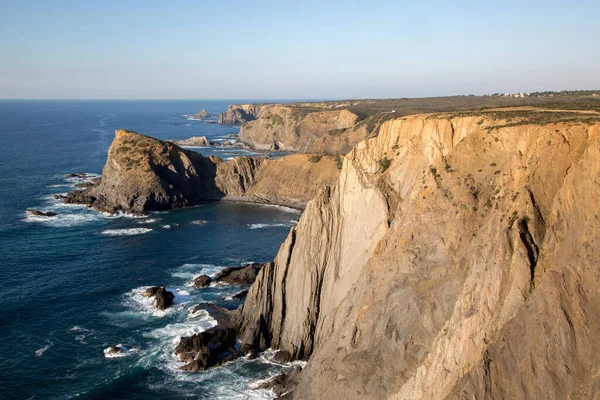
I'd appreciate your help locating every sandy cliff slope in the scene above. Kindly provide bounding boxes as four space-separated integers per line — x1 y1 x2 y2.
238 112 600 399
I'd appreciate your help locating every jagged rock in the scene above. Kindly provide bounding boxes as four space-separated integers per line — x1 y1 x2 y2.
189 109 210 119
215 263 263 285
272 350 293 363
175 304 240 371
238 113 600 399
27 210 58 217
193 275 212 288
143 286 174 310
255 365 302 397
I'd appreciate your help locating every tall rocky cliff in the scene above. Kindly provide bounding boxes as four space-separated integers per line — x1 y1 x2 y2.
237 112 600 399
63 130 339 213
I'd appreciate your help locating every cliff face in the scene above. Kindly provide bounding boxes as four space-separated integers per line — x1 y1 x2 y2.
64 130 339 213
238 114 600 399
63 129 221 214
218 104 274 125
238 105 365 153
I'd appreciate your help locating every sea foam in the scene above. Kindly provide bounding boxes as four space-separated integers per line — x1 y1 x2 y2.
101 228 153 236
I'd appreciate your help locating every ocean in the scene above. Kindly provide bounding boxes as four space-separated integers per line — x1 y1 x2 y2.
0 100 302 399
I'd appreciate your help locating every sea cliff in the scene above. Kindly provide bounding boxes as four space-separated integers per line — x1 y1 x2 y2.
62 129 340 213
237 110 600 399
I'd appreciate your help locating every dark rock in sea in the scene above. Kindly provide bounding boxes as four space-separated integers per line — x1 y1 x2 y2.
215 263 264 285
27 210 58 217
143 286 174 310
225 289 249 301
175 303 241 371
272 350 293 363
255 365 302 396
193 275 212 288
189 109 210 119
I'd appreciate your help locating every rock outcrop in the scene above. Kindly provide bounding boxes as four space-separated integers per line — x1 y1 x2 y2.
62 130 222 214
170 136 210 147
189 109 210 119
214 263 264 285
174 304 241 371
143 287 175 310
237 112 600 399
218 104 273 125
27 210 58 217
62 130 340 214
193 275 212 288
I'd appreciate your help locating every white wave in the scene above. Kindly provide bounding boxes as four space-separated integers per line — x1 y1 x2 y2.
162 224 172 229
122 286 183 318
101 228 153 236
143 317 217 345
137 218 158 224
247 223 292 230
35 341 53 357
170 263 223 280
24 211 106 228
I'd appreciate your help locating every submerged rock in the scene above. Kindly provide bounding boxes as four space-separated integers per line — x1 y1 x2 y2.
193 274 212 288
143 286 174 310
215 263 264 285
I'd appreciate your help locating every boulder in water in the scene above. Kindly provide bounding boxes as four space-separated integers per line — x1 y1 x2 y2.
143 286 174 310
272 349 293 363
193 275 212 288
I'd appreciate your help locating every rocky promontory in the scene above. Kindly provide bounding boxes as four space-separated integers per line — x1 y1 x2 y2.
189 109 210 119
62 130 340 214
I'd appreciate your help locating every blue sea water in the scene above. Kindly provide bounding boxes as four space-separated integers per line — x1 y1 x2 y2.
0 100 301 399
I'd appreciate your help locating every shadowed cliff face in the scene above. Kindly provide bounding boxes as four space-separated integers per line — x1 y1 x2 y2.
238 113 600 399
63 130 340 214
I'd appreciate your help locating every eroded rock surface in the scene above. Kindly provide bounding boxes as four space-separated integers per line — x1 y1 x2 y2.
143 286 174 310
215 263 264 285
63 130 340 214
238 113 600 399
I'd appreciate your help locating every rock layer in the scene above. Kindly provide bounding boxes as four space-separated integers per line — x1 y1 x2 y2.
238 113 600 399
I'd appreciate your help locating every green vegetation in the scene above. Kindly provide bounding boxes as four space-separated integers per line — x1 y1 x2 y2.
334 154 343 170
379 157 391 172
328 128 347 137
308 154 323 163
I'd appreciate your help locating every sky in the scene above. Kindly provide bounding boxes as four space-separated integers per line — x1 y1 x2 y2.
0 0 599 99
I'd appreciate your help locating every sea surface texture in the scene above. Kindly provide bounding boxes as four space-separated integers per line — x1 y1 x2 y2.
0 100 301 399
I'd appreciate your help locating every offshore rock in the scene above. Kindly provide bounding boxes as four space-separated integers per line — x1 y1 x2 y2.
215 263 264 285
175 303 241 371
143 286 174 310
193 274 212 288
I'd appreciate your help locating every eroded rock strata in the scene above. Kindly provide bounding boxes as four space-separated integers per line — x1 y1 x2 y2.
236 112 600 399
62 130 340 214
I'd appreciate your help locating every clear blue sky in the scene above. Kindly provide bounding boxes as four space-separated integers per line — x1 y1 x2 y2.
1 0 598 99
